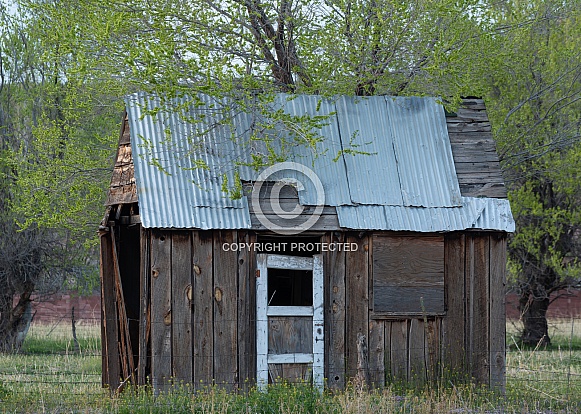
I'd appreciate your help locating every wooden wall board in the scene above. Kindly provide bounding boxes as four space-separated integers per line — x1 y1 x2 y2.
213 231 239 390
192 231 214 387
150 230 172 393
472 235 490 384
408 319 425 384
237 231 256 388
325 232 346 390
171 231 193 384
390 320 408 382
368 320 385 387
489 234 507 390
443 233 466 376
345 234 369 380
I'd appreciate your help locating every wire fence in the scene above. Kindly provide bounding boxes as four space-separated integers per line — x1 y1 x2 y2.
1 311 581 412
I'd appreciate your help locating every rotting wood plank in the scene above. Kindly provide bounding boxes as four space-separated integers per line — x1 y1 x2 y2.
443 233 466 378
346 234 369 380
192 231 214 387
213 231 238 390
237 231 255 389
171 231 193 384
408 319 425 384
150 230 172 393
138 227 150 385
390 320 408 382
489 234 507 390
100 230 120 391
368 320 385 388
325 232 346 390
473 235 490 384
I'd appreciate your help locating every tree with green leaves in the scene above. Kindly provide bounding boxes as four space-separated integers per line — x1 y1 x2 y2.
0 1 122 350
483 0 581 346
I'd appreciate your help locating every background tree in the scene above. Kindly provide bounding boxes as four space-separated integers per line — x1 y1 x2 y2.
483 0 581 346
0 1 122 351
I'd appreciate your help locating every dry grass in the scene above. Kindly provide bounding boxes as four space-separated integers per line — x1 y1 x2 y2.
0 320 580 413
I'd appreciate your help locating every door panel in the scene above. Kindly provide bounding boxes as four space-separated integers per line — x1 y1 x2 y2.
256 254 324 390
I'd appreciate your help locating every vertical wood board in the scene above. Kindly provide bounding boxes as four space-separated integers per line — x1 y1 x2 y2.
213 231 238 389
346 234 369 379
171 231 193 383
489 234 507 389
192 231 214 387
150 230 172 393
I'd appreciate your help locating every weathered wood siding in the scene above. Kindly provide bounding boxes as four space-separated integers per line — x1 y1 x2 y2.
102 229 506 390
106 115 137 206
136 229 256 390
446 99 507 199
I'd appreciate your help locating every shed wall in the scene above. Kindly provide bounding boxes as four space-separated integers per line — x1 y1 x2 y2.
101 228 506 391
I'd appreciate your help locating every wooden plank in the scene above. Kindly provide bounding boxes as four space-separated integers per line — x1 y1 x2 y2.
409 319 425 384
237 231 254 389
268 353 313 364
100 230 120 391
192 231 214 387
312 254 324 390
150 230 172 393
249 213 340 231
373 236 444 280
368 320 385 388
171 231 193 384
267 306 313 316
213 230 238 390
267 254 313 270
390 320 408 382
256 254 268 390
459 183 507 199
325 232 346 390
373 286 445 314
384 321 392 383
138 227 150 385
268 317 313 354
473 235 490 384
446 122 492 133
442 233 466 378
489 234 507 390
345 234 369 380
425 318 441 383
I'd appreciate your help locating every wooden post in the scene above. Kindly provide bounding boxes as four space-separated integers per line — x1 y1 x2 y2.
71 307 80 353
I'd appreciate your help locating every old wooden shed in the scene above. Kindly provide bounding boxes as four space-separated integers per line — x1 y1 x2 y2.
100 94 514 392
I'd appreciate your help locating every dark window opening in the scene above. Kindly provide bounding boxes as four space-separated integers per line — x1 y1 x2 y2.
268 268 313 306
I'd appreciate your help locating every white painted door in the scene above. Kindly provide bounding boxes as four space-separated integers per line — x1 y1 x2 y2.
256 254 324 390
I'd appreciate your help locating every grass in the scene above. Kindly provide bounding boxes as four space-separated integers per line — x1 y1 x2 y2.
0 319 580 413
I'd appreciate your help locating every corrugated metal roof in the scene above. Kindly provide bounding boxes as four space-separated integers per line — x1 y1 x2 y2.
335 96 403 205
336 197 514 232
386 96 462 207
126 93 251 229
124 92 513 231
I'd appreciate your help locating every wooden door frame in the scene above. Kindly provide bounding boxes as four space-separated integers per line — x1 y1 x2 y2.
256 253 324 390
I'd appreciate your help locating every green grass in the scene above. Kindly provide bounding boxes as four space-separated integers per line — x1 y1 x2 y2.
1 320 581 413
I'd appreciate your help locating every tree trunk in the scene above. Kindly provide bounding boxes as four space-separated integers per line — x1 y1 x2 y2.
0 283 34 352
519 292 550 347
